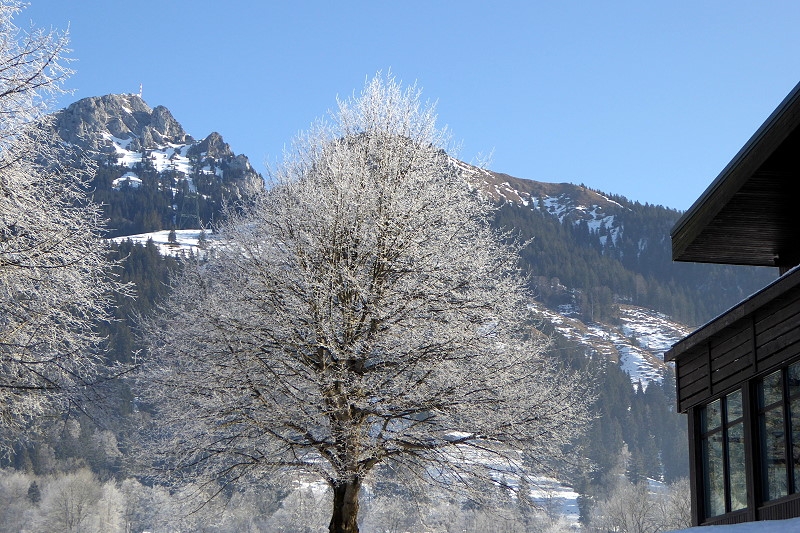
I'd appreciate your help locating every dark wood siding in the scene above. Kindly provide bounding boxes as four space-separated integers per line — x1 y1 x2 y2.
673 270 800 413
671 269 800 526
710 321 753 393
702 510 750 526
755 288 800 371
759 496 800 521
677 349 710 412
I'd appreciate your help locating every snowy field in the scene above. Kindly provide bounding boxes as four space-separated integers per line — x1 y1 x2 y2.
110 229 211 257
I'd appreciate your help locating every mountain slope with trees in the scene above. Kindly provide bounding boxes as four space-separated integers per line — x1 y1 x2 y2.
473 167 775 327
0 36 773 527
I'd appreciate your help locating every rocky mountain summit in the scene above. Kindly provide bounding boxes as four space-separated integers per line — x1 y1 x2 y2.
50 94 262 237
55 93 190 151
52 92 260 192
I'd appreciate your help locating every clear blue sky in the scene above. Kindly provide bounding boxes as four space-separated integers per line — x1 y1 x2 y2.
23 1 800 210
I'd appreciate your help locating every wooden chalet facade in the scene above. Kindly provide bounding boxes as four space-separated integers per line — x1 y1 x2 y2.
666 80 800 526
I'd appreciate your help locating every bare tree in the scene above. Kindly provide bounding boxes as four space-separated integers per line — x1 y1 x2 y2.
590 479 656 533
34 469 103 533
0 1 72 150
589 477 691 533
0 468 36 531
0 2 120 433
138 74 592 533
650 477 691 532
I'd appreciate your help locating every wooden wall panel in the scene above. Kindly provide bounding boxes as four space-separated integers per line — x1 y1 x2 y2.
759 495 800 521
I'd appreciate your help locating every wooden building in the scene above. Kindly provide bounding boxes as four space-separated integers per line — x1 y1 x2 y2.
666 80 800 526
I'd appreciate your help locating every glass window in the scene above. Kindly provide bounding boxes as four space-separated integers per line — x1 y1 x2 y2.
788 364 800 397
701 390 748 518
760 405 788 500
701 360 800 518
790 363 800 493
791 396 800 491
757 363 800 502
703 432 725 517
703 399 722 433
761 370 783 408
728 390 743 423
728 422 747 511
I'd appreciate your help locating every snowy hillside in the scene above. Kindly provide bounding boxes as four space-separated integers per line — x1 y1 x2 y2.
454 162 695 386
532 301 691 388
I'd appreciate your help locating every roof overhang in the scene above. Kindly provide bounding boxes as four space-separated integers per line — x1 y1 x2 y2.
671 81 800 269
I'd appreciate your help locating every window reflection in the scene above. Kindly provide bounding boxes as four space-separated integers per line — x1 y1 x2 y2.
791 397 800 492
728 390 743 422
760 405 787 501
703 399 722 433
700 360 800 519
703 432 725 517
726 391 746 512
761 370 783 408
757 363 800 503
701 390 747 518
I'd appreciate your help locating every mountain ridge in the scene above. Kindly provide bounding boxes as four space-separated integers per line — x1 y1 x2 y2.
50 93 262 237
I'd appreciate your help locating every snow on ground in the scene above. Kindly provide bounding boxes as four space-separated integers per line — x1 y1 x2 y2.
110 229 211 257
111 171 142 189
667 517 800 533
619 306 692 355
586 322 663 386
531 302 690 389
526 475 581 526
528 193 623 248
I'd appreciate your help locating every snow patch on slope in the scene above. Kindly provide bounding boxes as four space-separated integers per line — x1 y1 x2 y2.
531 302 691 389
103 132 193 175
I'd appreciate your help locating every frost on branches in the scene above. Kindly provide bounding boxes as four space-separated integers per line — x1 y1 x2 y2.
139 75 592 533
0 2 119 433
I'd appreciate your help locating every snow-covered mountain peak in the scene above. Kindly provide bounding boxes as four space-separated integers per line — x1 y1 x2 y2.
51 94 261 207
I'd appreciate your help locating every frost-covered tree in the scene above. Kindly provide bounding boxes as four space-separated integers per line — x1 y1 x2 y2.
0 2 119 433
0 1 72 150
139 74 591 533
589 477 691 533
35 469 103 533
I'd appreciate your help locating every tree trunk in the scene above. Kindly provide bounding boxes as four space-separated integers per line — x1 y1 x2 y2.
329 477 362 533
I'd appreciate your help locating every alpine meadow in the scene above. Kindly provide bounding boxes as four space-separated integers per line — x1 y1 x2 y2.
136 77 593 533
